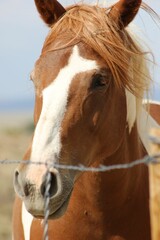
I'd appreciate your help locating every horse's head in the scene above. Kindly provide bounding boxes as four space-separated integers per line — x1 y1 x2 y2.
14 0 147 219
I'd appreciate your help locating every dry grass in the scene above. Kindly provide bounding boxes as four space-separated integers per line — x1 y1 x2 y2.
0 112 33 239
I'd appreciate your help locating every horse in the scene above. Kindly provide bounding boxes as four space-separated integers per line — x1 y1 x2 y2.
12 0 160 239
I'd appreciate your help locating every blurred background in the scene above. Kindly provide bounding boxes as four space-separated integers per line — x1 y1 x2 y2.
0 0 160 239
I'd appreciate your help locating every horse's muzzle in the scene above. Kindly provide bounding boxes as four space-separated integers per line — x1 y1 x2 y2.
14 166 73 218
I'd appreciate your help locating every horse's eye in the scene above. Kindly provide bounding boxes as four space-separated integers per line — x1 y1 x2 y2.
91 73 107 89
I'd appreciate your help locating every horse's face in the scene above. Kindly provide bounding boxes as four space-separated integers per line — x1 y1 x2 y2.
14 41 126 218
14 0 142 219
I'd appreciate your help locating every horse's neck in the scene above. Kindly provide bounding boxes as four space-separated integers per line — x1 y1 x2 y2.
71 124 150 239
104 125 149 210
78 125 148 205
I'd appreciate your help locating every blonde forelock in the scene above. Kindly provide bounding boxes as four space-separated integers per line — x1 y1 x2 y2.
42 3 154 98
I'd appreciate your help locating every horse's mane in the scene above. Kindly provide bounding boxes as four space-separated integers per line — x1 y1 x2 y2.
42 3 158 99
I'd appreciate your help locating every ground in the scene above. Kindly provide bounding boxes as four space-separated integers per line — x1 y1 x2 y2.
0 112 33 239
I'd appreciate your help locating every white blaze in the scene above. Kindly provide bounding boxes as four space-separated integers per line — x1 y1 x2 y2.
22 203 33 240
30 45 98 163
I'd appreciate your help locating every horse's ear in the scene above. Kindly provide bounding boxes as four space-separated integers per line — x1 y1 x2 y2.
109 0 142 28
34 0 66 26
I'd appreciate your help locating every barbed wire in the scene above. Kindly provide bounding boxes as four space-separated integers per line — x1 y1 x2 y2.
1 153 160 240
43 170 51 240
0 154 160 171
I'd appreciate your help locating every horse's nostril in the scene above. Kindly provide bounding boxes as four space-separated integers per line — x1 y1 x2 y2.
14 170 20 184
14 170 34 197
14 170 25 197
14 170 20 188
41 172 58 198
49 172 58 197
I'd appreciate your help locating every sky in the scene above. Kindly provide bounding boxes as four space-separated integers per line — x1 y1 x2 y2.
0 0 160 112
